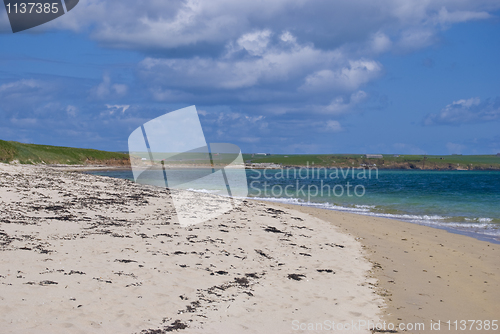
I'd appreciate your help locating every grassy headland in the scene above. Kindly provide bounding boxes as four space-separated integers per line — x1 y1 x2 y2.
1 140 498 170
0 140 130 166
243 153 500 170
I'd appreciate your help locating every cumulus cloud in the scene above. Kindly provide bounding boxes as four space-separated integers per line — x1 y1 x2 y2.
105 104 130 114
139 30 378 116
66 105 78 117
90 74 128 100
5 0 493 54
435 7 491 25
370 32 392 54
235 30 272 56
139 32 343 90
3 0 497 118
312 91 368 115
300 60 382 92
1 0 498 152
396 28 436 51
0 79 41 92
325 120 343 132
424 97 500 125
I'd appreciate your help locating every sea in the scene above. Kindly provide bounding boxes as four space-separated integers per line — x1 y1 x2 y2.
87 168 500 244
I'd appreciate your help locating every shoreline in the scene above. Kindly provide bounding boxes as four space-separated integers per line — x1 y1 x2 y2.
269 201 500 332
249 199 500 245
0 163 384 333
2 163 498 333
80 166 500 246
40 163 500 172
46 165 133 172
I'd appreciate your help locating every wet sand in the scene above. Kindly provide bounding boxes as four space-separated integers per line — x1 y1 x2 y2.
272 202 500 333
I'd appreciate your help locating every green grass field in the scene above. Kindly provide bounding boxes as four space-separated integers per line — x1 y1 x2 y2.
0 140 130 165
243 153 500 170
1 139 499 169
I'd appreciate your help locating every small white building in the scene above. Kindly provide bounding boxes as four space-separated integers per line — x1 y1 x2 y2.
364 154 383 159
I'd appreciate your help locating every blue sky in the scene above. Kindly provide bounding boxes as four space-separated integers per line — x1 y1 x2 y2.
0 1 499 154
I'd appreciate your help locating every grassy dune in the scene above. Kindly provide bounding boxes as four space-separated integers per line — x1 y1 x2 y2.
0 140 130 166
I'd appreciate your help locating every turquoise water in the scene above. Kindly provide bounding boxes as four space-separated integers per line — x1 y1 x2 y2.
87 168 500 243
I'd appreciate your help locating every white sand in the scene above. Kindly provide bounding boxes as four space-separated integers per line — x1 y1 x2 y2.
0 163 383 333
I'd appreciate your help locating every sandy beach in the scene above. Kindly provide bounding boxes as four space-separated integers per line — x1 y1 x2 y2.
0 163 383 334
0 163 498 333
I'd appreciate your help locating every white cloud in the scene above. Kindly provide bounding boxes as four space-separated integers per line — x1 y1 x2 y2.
140 33 347 90
313 91 368 115
105 104 130 114
90 74 128 100
20 0 496 54
280 31 296 43
435 7 491 25
370 32 392 54
396 29 436 51
112 84 128 96
325 120 343 132
66 105 78 117
424 97 500 125
301 60 382 92
0 79 40 92
245 115 265 122
236 30 272 56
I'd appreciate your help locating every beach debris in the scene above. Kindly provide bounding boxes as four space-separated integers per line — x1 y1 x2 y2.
287 273 306 281
234 277 250 287
115 259 137 263
325 243 345 248
265 208 286 216
264 226 285 233
255 249 272 259
370 328 398 333
39 280 58 286
65 270 86 275
173 251 187 255
215 270 228 275
245 272 260 278
140 319 188 333
93 277 112 283
317 269 335 274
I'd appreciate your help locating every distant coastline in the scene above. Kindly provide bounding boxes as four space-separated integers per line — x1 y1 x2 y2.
243 154 500 171
2 139 499 170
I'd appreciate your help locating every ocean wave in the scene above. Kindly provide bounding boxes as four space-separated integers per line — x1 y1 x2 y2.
185 188 222 194
253 196 500 238
465 217 493 223
254 197 373 213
